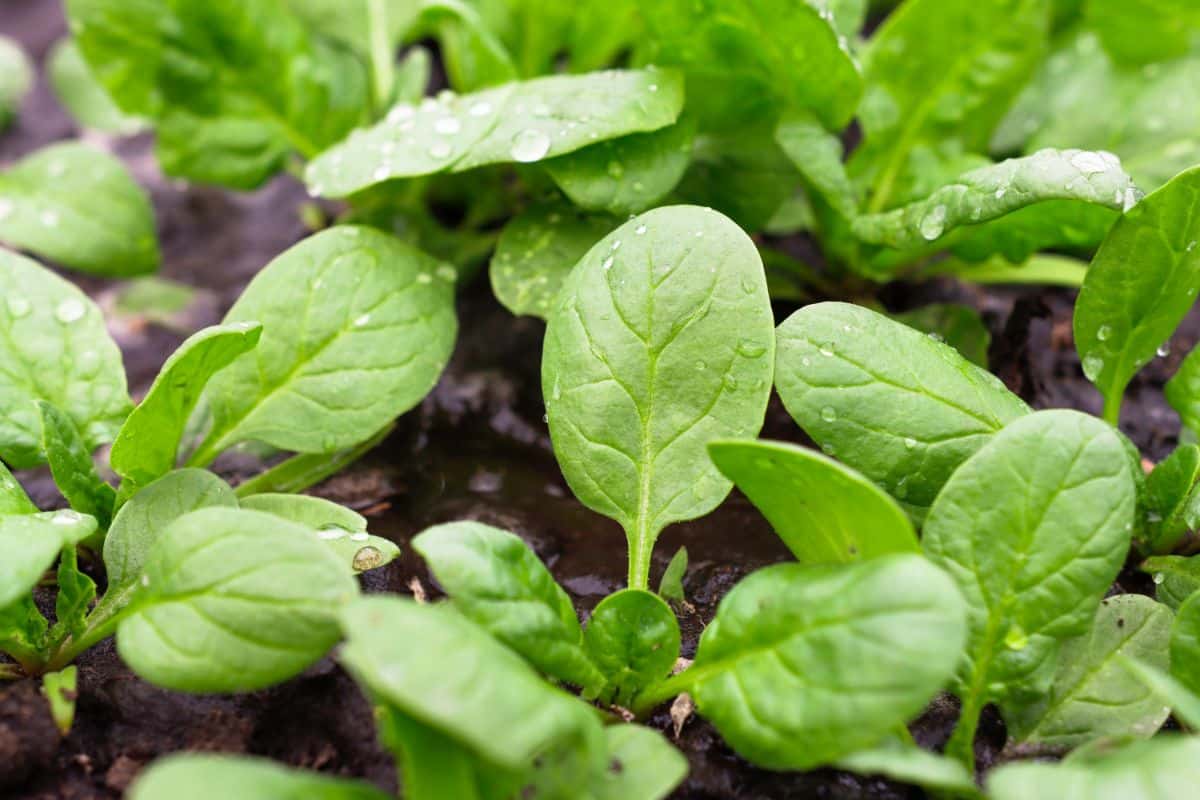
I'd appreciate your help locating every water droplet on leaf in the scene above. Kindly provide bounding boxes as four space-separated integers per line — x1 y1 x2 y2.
510 129 551 162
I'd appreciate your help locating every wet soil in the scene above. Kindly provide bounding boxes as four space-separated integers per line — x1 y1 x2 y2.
3 1 1199 798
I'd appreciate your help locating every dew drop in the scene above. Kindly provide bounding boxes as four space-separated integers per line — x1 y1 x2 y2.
352 546 384 571
1082 354 1104 381
893 476 909 499
510 128 551 162
0 198 12 221
468 101 493 117
349 532 369 542
904 437 917 450
1154 572 1166 585
723 374 738 392
602 255 615 270
635 224 647 235
1070 151 1108 175
317 525 348 540
1158 342 1171 358
1097 325 1112 341
429 141 452 159
51 509 82 525
1004 624 1029 651
610 239 621 251
40 210 60 227
354 313 370 327
1188 240 1198 253
434 117 461 135
436 264 457 282
695 359 707 371
372 166 389 181
55 298 85 323
821 442 836 456
820 406 836 422
6 296 30 318
416 273 433 284
606 160 624 178
736 338 767 358
994 186 1007 200
387 105 414 124
818 343 835 357
919 204 947 241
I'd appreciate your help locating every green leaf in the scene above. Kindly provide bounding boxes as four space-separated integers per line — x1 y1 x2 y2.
1167 343 1200 440
1075 165 1200 424
111 323 262 490
0 595 49 669
932 253 1090 287
412 521 604 692
0 142 159 277
1141 445 1200 554
657 546 688 603
1142 556 1200 611
673 126 800 230
775 110 858 220
128 754 391 800
67 0 370 187
544 117 696 216
41 666 78 734
1006 594 1174 749
285 0 417 60
673 554 965 770
239 493 400 573
837 740 980 796
644 0 862 131
0 35 33 130
0 250 130 470
708 439 918 565
191 226 457 465
922 410 1136 762
988 735 1200 800
47 38 146 135
38 402 115 528
305 69 683 198
1171 591 1200 695
489 202 617 319
117 507 357 692
596 725 688 800
892 304 991 368
52 546 96 640
542 206 775 588
583 589 680 707
1119 656 1200 728
378 707 518 800
339 596 601 772
774 302 1028 518
0 461 37 516
851 148 1139 260
0 511 97 610
1086 0 1200 66
420 0 518 92
852 0 1049 212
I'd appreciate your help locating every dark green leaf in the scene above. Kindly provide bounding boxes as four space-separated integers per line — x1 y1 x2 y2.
128 754 391 800
673 126 800 230
39 402 115 528
420 0 518 92
892 304 991 368
584 589 680 706
1142 445 1200 554
52 546 96 640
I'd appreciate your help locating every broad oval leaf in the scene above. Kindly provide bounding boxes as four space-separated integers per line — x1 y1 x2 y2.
239 493 399 574
306 69 682 198
923 410 1135 710
0 249 130 469
1075 165 1200 421
542 206 775 588
117 508 357 692
583 589 680 707
128 754 391 800
0 511 97 609
708 439 917 565
412 521 602 692
1170 592 1200 696
682 554 965 770
47 38 146 135
774 302 1028 518
111 322 262 490
192 226 456 464
1006 594 1173 749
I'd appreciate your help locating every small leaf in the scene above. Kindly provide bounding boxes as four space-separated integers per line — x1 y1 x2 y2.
52 546 96 640
933 254 1090 287
0 595 49 668
1171 592 1200 696
708 439 918 565
1075 166 1200 423
0 461 37 516
420 0 517 92
892 304 991 368
775 110 858 220
1141 445 1200 554
39 402 115 528
239 493 399 574
41 666 78 734
837 740 980 796
657 546 688 603
47 38 145 135
0 511 97 610
584 589 680 707
1142 555 1200 611
127 754 391 800
597 725 688 800
1166 343 1200 440
117 508 357 692
0 35 33 130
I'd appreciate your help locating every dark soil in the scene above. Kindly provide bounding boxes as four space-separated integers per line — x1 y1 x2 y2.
3 2 1198 798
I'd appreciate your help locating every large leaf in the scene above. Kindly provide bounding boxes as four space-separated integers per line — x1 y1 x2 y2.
922 410 1136 761
0 511 97 610
117 508 357 692
47 38 146 135
0 250 130 469
774 302 1028 518
0 143 158 277
191 226 456 465
708 439 918 565
674 554 965 770
1075 165 1200 423
582 589 679 706
1006 594 1173 749
305 69 683 197
128 754 391 800
542 206 774 588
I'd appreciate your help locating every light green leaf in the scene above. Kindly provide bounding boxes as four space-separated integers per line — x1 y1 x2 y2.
47 38 146 135
1141 445 1200 554
41 666 78 734
892 304 991 368
111 323 262 490
774 302 1028 518
52 545 96 640
239 493 400 573
0 511 97 609
117 508 357 692
412 521 604 692
988 735 1200 800
0 35 33 130
775 110 858 220
1167 343 1200 440
191 226 456 465
285 0 418 60
0 250 130 469
1075 165 1200 424
1171 592 1200 695
39 402 115 528
837 740 980 796
378 707 517 800
0 142 159 277
420 0 518 92
1006 594 1174 749
1142 556 1200 611
932 254 1090 287
542 206 775 588
393 46 432 105
657 546 688 603
305 69 683 198
0 595 48 669
922 410 1136 762
0 461 37 516
1086 0 1200 66
544 117 696 216
708 439 918 565
489 202 617 319
128 754 391 800
583 589 680 707
596 725 688 800
673 554 965 770
1119 656 1200 728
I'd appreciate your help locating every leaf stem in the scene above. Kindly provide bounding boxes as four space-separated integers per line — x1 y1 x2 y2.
631 671 693 716
234 422 395 498
1103 392 1122 428
368 0 395 112
945 687 984 774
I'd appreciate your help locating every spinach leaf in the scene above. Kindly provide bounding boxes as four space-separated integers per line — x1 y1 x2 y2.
1006 594 1174 749
1142 556 1200 611
420 0 518 92
583 589 680 707
1120 656 1200 728
305 69 682 197
489 202 617 319
0 142 159 277
378 707 520 800
0 461 37 516
673 126 800 230
1075 165 1200 424
47 38 146 135
190 226 456 465
1170 592 1200 695
544 118 696 216
0 595 48 670
708 439 918 565
838 740 980 797
597 725 688 800
39 402 115 528
1142 445 1200 554
128 754 391 800
774 302 1028 519
285 0 417 65
0 511 97 609
542 206 775 588
412 521 604 692
661 554 965 770
117 508 357 692
1086 0 1200 66
111 323 262 491
775 110 858 221
1166 343 1200 440
0 35 32 130
922 410 1136 764
52 546 96 640
892 304 991 368
41 666 78 734
934 253 1090 287
0 250 130 469
657 546 688 603
239 493 399 573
